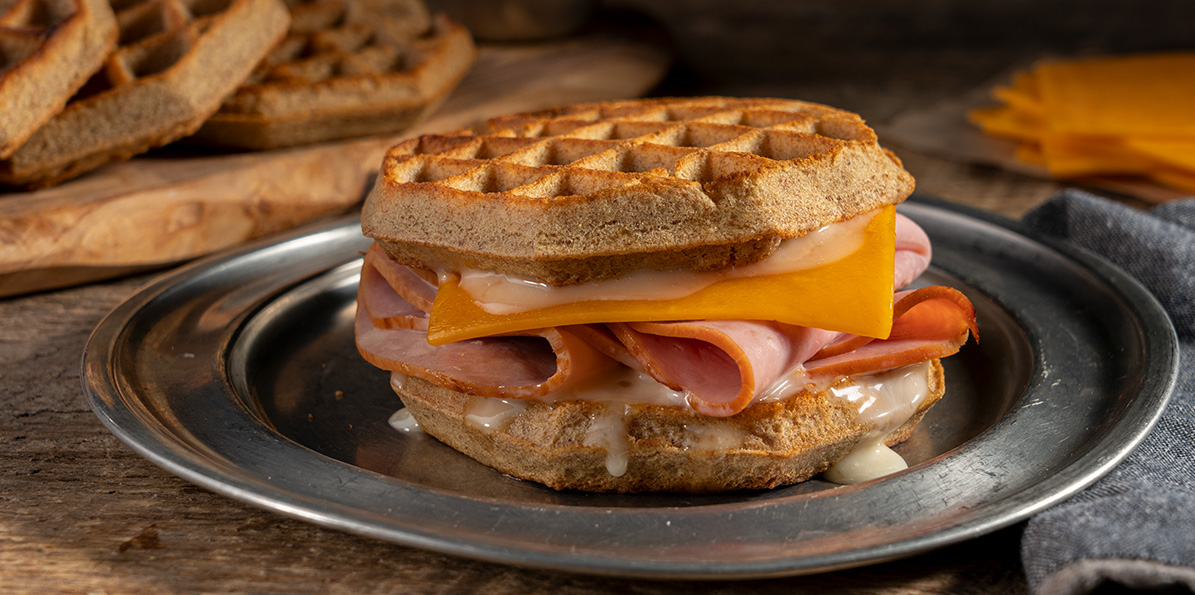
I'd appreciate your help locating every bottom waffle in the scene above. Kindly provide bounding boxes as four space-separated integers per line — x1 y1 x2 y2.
392 360 945 493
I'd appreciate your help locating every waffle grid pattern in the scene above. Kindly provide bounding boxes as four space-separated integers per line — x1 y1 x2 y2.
364 97 915 284
245 0 429 87
0 0 117 157
0 0 78 67
104 0 238 90
193 0 475 149
0 0 289 187
382 98 878 200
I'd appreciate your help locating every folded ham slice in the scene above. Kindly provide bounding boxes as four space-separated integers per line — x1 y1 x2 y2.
619 286 976 416
608 321 840 417
355 214 977 416
357 245 617 398
894 212 933 289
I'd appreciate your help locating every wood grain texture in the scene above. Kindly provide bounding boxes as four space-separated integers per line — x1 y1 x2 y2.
0 34 671 298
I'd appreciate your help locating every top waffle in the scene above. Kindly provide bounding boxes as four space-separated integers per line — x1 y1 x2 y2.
190 0 475 150
0 0 289 188
361 96 917 285
0 0 118 158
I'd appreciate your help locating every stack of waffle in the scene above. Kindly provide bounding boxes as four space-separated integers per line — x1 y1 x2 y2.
0 0 475 188
968 52 1195 195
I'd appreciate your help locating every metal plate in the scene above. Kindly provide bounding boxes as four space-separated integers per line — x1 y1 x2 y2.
83 195 1178 578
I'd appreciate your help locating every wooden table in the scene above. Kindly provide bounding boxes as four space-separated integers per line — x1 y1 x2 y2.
3 6 1178 590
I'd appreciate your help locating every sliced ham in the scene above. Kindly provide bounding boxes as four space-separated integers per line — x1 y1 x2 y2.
611 286 975 417
894 213 933 290
566 324 646 372
806 286 977 360
355 214 976 416
365 243 436 311
360 262 429 331
609 321 840 417
804 286 977 377
356 251 617 398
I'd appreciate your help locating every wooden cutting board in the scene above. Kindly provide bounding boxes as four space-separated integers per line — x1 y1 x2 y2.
0 36 670 298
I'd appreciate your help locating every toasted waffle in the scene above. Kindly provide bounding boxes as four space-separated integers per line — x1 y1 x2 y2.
0 0 290 188
0 0 118 158
394 360 945 493
191 0 476 150
362 96 917 285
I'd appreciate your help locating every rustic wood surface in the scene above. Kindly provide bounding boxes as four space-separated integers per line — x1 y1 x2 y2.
4 2 1188 592
0 34 670 298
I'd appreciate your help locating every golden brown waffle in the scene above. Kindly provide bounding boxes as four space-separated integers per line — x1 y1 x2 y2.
0 0 118 158
362 96 917 285
191 0 476 150
394 360 945 493
0 0 290 188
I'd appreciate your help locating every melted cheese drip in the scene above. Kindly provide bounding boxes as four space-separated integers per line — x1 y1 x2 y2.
545 366 688 407
822 432 907 484
682 424 749 450
582 403 631 477
821 361 932 485
464 397 529 433
388 376 423 433
387 360 931 481
388 408 421 433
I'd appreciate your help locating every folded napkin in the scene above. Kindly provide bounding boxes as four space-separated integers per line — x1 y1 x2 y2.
1020 189 1195 594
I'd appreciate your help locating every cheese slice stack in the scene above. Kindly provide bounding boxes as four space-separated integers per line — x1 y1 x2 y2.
968 52 1195 194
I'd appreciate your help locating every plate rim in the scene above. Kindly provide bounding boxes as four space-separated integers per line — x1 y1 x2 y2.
82 195 1179 579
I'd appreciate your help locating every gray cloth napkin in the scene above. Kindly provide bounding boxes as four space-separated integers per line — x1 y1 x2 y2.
1020 189 1195 594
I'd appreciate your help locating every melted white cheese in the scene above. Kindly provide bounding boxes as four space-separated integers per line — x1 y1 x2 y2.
828 361 930 430
464 397 529 433
453 209 874 314
544 366 688 407
822 432 908 484
387 408 421 433
387 360 932 482
822 361 932 484
682 423 749 450
582 403 631 477
756 370 840 403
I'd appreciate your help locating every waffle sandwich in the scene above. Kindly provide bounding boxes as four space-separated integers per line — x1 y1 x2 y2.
355 97 978 492
0 0 290 188
191 0 476 150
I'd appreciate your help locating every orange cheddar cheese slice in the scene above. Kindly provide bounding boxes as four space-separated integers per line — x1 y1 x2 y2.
1040 135 1159 177
425 206 897 346
968 105 1043 143
1037 52 1195 137
1150 168 1195 193
992 70 1044 119
1123 138 1195 173
1015 143 1047 167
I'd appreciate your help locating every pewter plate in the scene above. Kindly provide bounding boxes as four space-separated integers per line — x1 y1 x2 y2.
83 196 1178 579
